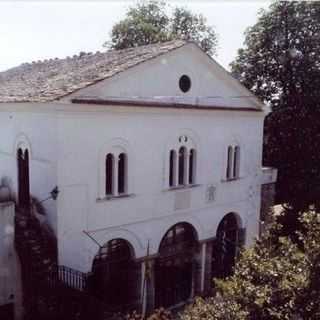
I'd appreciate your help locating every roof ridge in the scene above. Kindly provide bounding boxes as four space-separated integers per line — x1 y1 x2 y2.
0 39 187 74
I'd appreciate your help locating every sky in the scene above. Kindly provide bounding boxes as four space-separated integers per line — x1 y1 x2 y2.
0 1 271 72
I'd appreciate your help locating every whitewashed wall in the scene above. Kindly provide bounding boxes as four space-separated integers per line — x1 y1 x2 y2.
55 105 264 272
0 44 267 273
65 43 262 110
0 106 58 233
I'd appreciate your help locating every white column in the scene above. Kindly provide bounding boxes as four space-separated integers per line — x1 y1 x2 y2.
200 242 207 292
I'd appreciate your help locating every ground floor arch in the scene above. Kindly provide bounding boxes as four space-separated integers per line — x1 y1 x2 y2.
211 212 245 278
154 222 199 308
89 238 140 311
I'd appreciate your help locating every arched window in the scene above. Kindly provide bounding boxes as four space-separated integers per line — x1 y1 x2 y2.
233 146 240 178
168 135 197 188
104 152 128 197
226 146 233 180
169 150 176 187
189 149 196 184
105 153 114 195
226 145 240 180
118 153 127 194
17 148 30 209
178 147 186 185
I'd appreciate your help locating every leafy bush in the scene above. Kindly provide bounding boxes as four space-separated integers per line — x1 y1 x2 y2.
181 211 320 319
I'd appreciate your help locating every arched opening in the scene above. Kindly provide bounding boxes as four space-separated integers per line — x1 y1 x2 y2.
169 150 176 187
90 239 138 311
189 149 196 184
211 213 245 278
17 148 30 209
178 147 187 186
105 153 114 195
155 223 198 308
118 153 127 194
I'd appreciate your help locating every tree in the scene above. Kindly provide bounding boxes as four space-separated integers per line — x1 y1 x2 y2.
181 211 320 319
230 1 320 221
231 1 320 110
106 1 218 56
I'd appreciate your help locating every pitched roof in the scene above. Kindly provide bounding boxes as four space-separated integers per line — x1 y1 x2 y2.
0 40 186 103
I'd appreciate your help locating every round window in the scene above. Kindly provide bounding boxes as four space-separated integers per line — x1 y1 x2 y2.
179 75 191 93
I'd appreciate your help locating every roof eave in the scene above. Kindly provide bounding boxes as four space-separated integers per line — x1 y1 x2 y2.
71 97 263 112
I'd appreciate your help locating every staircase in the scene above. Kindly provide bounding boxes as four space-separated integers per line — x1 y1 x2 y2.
14 209 115 320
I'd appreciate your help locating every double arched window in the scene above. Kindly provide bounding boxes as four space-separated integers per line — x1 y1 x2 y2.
169 137 197 188
105 152 128 196
226 145 240 180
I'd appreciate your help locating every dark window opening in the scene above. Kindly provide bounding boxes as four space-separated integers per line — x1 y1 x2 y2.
169 150 176 187
178 147 186 185
105 153 114 195
118 153 126 194
233 146 240 178
189 149 195 184
179 75 191 93
226 146 233 180
17 148 30 209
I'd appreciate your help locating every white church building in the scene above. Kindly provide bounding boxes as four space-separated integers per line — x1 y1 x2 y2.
0 40 276 312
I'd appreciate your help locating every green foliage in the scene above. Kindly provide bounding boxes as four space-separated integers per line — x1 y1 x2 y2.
124 308 172 320
181 212 320 319
264 107 320 218
106 0 217 56
231 1 320 216
108 1 170 51
170 7 217 55
182 296 248 320
231 1 320 110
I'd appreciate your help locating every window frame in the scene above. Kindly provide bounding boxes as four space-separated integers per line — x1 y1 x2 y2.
225 144 241 181
99 139 132 201
167 135 197 190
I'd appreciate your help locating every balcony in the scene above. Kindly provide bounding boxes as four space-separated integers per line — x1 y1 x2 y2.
261 167 277 185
